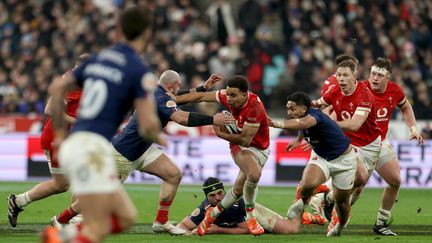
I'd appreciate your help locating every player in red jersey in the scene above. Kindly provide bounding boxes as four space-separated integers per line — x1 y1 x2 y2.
313 60 382 233
364 57 423 236
176 75 270 236
321 54 359 96
7 53 90 228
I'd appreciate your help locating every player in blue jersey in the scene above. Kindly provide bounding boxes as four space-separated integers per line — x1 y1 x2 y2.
269 92 356 237
43 6 163 243
112 70 234 235
177 177 301 235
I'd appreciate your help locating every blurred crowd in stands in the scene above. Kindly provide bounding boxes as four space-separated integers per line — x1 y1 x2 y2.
0 0 431 123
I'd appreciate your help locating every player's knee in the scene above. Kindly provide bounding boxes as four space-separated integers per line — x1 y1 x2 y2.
247 171 261 183
387 175 401 189
166 168 182 184
53 181 69 193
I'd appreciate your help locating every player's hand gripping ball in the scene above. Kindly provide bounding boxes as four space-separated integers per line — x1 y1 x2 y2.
221 110 240 134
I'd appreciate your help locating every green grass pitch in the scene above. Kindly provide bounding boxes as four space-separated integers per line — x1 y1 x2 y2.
1 182 431 242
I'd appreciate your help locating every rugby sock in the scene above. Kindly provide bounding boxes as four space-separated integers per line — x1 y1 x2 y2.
155 200 172 224
243 180 258 219
376 208 391 226
325 191 334 204
111 215 123 233
212 189 240 218
15 192 31 208
57 206 78 224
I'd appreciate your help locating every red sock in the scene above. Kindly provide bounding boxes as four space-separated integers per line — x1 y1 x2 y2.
57 206 78 224
72 234 93 243
155 201 172 224
111 215 123 234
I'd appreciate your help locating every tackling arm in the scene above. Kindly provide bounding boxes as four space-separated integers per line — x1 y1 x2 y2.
271 115 317 130
175 91 218 105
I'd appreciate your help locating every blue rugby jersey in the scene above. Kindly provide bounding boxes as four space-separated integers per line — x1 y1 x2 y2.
112 85 178 161
189 198 246 228
71 43 153 140
301 108 351 161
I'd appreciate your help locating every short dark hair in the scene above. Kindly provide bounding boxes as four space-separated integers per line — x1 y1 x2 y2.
373 57 392 74
202 177 224 196
335 54 358 65
336 60 357 74
75 53 91 66
120 6 153 41
286 92 311 109
226 75 249 93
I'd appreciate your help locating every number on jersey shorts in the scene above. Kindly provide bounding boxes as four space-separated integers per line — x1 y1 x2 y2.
44 149 64 174
79 78 108 119
375 139 397 170
58 131 120 195
308 149 357 190
254 203 282 232
113 144 163 183
230 144 269 167
353 135 381 172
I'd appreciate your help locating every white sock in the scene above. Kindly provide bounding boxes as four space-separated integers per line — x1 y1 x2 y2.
376 208 391 226
243 180 258 219
15 192 31 208
325 191 334 204
212 189 240 218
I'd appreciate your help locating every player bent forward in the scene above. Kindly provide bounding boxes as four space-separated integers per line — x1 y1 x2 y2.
269 92 356 237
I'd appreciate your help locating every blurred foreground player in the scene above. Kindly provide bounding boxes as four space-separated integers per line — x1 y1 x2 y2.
43 6 164 243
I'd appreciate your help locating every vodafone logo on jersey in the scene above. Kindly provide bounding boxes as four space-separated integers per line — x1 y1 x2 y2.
341 111 351 120
377 108 388 118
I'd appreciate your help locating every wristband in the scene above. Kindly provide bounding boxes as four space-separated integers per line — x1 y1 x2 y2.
409 125 418 134
196 85 207 92
187 112 214 126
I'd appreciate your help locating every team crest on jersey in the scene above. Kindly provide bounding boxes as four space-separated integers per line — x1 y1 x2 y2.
166 100 177 108
141 72 157 92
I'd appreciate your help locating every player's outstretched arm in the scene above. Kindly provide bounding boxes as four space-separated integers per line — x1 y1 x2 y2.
175 91 218 105
270 116 317 130
170 110 234 127
177 217 198 235
399 100 424 145
207 222 249 234
176 74 222 96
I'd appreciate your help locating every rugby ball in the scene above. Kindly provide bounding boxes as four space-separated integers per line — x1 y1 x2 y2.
221 110 240 134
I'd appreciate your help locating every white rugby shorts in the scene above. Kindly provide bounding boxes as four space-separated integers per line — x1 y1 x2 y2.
354 136 381 172
308 148 357 190
113 144 163 183
59 132 120 195
375 139 397 170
